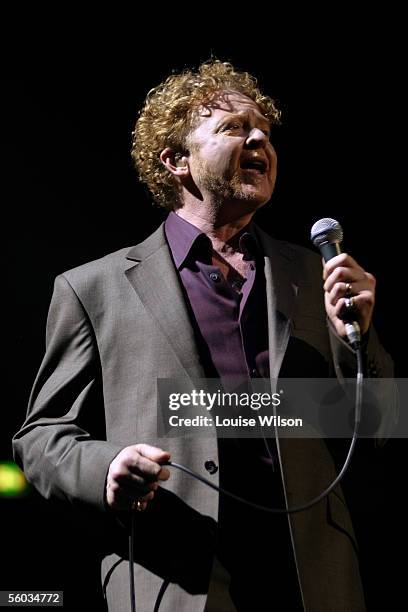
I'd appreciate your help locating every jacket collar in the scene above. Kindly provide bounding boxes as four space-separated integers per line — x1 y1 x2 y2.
125 225 167 262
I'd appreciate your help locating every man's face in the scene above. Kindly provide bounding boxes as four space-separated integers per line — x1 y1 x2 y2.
185 91 277 210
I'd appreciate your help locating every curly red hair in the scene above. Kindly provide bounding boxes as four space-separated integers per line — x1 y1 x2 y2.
131 60 281 210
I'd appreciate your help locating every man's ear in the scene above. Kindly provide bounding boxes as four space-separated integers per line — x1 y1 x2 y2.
160 148 190 178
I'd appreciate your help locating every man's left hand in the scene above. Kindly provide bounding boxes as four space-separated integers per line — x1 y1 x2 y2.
323 253 376 338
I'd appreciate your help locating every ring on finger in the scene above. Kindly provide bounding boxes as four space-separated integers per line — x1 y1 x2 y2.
345 296 355 310
345 282 353 296
131 500 145 512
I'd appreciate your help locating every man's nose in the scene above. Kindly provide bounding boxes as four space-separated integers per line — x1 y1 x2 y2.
245 127 268 148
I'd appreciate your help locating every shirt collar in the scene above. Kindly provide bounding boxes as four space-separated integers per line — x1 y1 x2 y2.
164 211 261 269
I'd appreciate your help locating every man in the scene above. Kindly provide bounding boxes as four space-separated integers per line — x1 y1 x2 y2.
13 60 393 611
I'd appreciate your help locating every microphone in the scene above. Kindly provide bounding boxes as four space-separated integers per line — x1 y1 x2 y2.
310 217 343 262
310 217 361 348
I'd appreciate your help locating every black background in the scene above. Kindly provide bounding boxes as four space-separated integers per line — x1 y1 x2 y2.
2 13 407 610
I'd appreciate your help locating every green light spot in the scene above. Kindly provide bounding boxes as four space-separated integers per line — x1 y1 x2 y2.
0 462 29 497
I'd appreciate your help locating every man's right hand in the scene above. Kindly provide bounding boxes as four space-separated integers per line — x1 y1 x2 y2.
105 444 171 511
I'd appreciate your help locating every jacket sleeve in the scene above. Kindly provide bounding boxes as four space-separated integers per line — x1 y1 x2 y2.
12 274 123 511
328 321 398 444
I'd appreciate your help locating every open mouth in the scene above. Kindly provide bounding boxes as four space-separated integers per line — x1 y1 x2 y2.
240 158 267 174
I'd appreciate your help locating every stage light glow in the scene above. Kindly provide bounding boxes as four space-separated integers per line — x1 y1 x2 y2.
0 462 29 497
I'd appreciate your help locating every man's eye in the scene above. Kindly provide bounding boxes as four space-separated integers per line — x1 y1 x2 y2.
223 123 241 131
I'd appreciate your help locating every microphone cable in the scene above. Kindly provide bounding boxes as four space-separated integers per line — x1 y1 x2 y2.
128 344 364 611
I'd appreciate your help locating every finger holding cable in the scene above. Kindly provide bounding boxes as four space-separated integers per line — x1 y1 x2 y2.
131 494 154 513
105 444 171 512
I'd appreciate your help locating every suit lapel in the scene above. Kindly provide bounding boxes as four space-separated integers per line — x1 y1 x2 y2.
254 225 299 379
125 225 204 378
253 228 305 607
125 222 299 380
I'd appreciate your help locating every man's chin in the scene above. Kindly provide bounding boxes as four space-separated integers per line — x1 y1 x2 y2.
228 193 270 216
200 174 272 210
237 186 271 207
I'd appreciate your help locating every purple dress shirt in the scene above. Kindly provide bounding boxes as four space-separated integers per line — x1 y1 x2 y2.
164 211 270 385
164 212 301 608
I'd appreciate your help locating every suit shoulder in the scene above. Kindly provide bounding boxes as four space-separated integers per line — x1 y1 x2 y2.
59 224 166 290
60 246 132 287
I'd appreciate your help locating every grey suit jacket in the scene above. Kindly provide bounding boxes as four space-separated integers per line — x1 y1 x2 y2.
13 223 394 612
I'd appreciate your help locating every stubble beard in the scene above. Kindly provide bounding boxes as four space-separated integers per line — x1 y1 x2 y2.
197 163 263 208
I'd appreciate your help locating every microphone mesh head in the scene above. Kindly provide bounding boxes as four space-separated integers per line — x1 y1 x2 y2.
310 218 343 247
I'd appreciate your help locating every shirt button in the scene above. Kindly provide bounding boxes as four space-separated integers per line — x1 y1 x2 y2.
252 368 259 377
209 272 221 282
204 460 218 475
